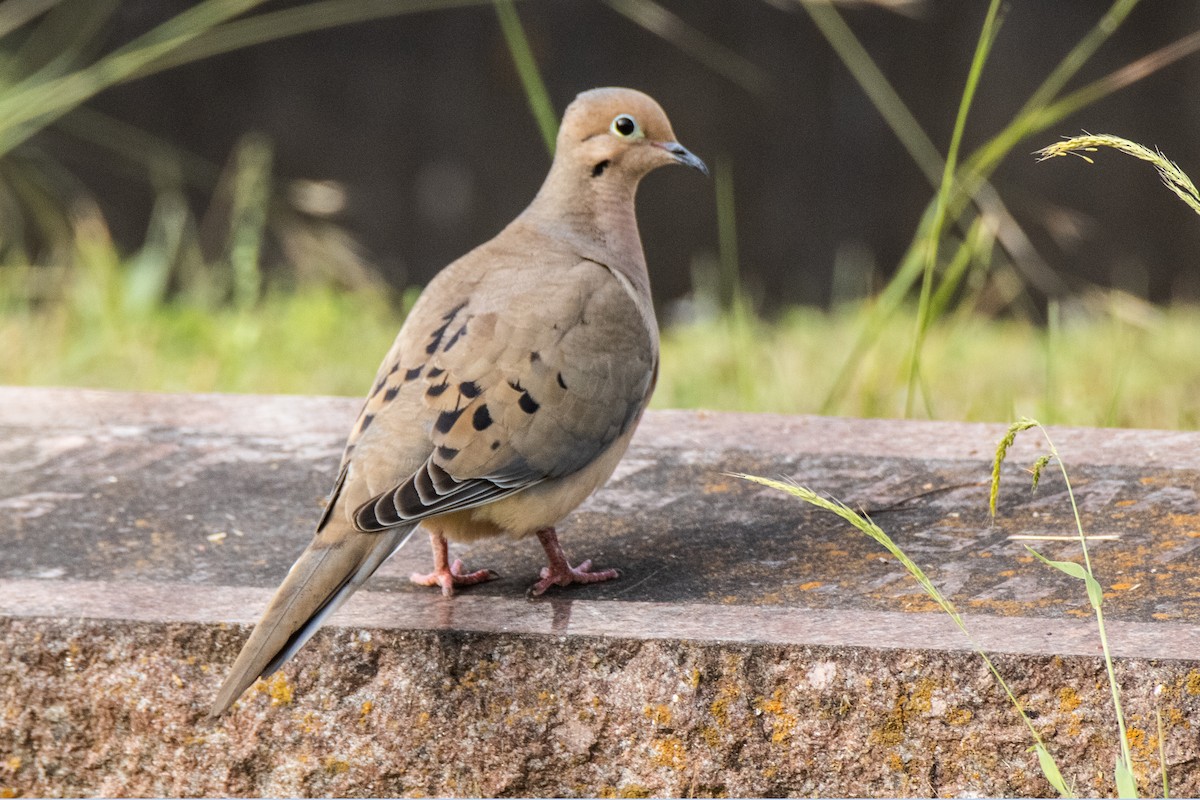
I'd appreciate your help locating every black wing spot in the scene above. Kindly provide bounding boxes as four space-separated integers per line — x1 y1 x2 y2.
518 392 540 414
426 381 450 398
529 351 541 363
424 303 466 355
370 377 386 397
491 441 501 450
389 362 402 375
425 327 449 355
557 372 568 390
405 365 424 381
383 385 400 402
435 408 464 434
459 380 481 399
472 404 493 431
436 445 460 461
444 323 468 352
592 159 611 178
427 367 445 379
508 378 523 392
359 413 375 432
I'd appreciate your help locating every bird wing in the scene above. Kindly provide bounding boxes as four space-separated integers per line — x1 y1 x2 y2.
343 253 657 532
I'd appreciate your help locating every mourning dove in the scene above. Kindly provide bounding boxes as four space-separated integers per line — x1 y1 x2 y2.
210 87 706 717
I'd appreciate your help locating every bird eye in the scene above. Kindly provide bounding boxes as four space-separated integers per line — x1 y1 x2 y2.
610 114 642 139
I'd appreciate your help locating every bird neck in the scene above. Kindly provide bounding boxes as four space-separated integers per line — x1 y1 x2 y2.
519 161 652 297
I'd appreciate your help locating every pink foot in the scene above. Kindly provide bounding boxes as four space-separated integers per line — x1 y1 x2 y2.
528 528 620 596
410 530 497 597
410 558 497 597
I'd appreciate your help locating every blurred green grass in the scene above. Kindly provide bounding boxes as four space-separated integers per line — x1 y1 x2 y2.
8 276 1200 431
6 0 1200 435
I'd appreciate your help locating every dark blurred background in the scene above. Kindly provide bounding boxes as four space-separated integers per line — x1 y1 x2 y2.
46 0 1200 310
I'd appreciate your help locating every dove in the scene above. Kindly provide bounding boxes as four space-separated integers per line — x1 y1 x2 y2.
210 87 707 717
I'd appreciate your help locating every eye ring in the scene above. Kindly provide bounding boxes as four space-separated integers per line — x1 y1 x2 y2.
610 114 642 139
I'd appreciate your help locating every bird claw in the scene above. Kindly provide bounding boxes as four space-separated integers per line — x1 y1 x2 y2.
528 558 620 597
411 558 498 597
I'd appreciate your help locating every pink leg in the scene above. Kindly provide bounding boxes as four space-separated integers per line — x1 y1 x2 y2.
529 527 620 596
410 529 497 597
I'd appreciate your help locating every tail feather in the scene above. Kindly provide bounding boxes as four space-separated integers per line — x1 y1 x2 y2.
210 519 414 718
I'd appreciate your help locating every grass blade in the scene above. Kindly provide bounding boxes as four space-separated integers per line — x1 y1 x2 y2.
0 0 271 155
904 0 1002 417
992 420 1136 795
603 0 769 94
714 156 741 311
1036 743 1073 798
1025 547 1104 609
129 0 495 82
734 471 1073 796
0 0 58 41
494 0 557 156
1115 756 1138 799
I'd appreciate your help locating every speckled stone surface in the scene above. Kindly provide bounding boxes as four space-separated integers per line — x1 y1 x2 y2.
4 386 1200 796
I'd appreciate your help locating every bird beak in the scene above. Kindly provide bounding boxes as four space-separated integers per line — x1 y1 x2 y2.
656 142 709 177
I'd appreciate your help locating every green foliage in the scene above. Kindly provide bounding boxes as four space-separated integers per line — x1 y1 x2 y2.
741 417 1163 796
0 248 409 394
992 419 1139 797
655 295 1200 430
807 0 1200 417
14 282 1200 428
905 0 1004 416
0 0 492 294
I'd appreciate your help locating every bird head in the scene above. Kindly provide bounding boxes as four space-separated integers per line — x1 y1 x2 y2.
556 87 708 181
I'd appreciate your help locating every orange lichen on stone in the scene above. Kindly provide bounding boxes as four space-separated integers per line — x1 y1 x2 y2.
754 689 797 743
1058 686 1082 713
872 696 906 747
798 581 823 591
1163 706 1189 729
651 736 686 769
322 756 350 775
456 659 497 689
1126 727 1152 765
1185 671 1200 695
895 595 941 613
709 681 741 729
644 704 671 727
944 707 973 725
906 679 935 715
254 672 293 707
1165 513 1200 535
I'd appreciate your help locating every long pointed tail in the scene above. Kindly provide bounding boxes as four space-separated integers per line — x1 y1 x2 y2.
210 518 414 718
